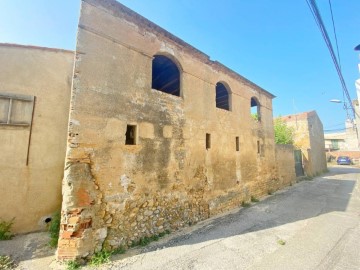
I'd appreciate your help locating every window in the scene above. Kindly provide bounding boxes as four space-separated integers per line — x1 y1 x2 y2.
206 133 211 149
152 55 180 96
0 93 34 126
236 136 239 151
216 82 230 110
250 97 260 121
125 125 137 145
331 139 339 150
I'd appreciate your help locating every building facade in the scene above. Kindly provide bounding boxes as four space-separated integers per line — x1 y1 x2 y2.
0 44 73 233
57 0 283 259
281 111 327 177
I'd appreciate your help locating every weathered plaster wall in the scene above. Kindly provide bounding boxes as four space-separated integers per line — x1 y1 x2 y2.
58 0 279 259
0 44 73 233
275 144 296 188
282 111 327 177
308 113 327 175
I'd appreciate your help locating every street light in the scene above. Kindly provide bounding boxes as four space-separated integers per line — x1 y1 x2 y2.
330 99 342 103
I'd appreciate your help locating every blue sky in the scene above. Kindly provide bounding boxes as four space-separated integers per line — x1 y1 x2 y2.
1 0 359 132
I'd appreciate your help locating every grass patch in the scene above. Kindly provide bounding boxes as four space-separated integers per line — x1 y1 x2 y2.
0 218 14 240
48 212 61 248
130 230 171 248
241 201 251 207
251 196 259 202
66 260 81 270
112 245 126 255
267 190 273 195
0 255 16 269
277 239 286 245
89 250 111 267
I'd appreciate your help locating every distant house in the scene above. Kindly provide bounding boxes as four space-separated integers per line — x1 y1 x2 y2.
324 118 359 152
324 132 345 151
281 111 327 177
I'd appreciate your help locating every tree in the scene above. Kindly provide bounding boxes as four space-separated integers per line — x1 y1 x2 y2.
274 118 294 144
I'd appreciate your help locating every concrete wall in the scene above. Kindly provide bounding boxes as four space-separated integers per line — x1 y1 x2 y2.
0 44 73 233
58 0 279 259
275 144 296 188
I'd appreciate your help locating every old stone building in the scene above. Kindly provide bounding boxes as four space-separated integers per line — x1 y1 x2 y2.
56 0 284 259
281 111 327 177
0 0 297 260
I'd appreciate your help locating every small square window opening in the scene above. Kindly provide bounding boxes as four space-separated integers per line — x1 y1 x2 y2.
125 125 137 145
206 133 211 150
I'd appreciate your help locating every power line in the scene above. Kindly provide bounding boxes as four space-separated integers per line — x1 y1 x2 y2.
324 122 346 128
328 0 341 70
305 0 355 120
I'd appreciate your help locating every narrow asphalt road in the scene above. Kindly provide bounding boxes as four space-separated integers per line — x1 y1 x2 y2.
1 166 359 270
102 166 360 270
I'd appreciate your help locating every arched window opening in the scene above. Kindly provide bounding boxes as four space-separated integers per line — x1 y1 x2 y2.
216 82 230 110
152 55 180 96
251 97 260 121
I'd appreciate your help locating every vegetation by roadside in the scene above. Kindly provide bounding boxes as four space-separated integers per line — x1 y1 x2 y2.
0 218 14 241
0 255 16 270
64 229 172 269
48 212 61 248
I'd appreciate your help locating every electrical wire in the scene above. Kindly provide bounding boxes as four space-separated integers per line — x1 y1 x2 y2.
305 0 356 120
328 0 341 71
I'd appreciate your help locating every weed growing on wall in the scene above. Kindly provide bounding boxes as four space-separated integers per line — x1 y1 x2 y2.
111 246 126 255
48 212 61 248
0 218 14 240
129 230 171 248
241 201 251 207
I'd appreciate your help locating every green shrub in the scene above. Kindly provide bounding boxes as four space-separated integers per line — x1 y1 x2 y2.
48 212 61 248
251 196 259 202
89 250 111 267
274 117 294 144
66 260 81 270
0 218 14 240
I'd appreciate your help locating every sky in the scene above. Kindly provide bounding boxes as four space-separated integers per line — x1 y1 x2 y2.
1 0 359 132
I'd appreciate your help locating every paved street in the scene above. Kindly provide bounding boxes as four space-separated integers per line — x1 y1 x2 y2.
103 166 360 270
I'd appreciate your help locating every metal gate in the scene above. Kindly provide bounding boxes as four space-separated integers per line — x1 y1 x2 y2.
294 150 304 177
